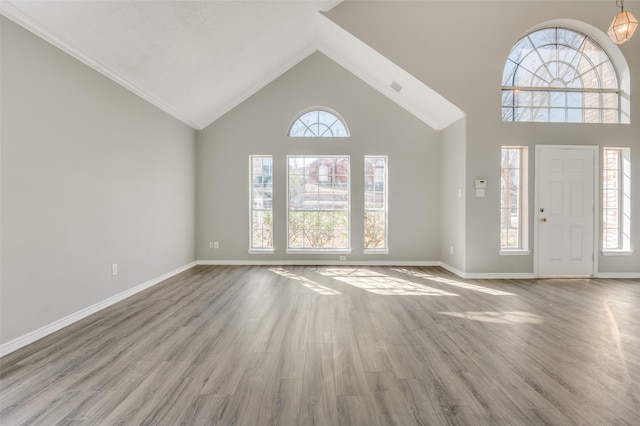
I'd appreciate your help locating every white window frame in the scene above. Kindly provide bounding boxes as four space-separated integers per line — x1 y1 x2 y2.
602 147 632 255
500 147 530 255
288 107 350 137
286 155 351 254
364 156 388 254
249 155 274 254
501 27 620 124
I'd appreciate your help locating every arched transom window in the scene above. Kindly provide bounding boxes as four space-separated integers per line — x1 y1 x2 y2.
288 108 349 137
502 27 620 123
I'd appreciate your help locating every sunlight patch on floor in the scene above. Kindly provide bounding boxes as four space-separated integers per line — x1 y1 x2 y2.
268 267 341 295
391 268 515 296
439 311 542 324
317 268 458 296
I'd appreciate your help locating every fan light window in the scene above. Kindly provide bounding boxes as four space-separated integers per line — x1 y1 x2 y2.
289 109 349 137
502 27 620 123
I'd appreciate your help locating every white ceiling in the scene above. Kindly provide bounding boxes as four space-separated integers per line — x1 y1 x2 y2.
1 0 464 130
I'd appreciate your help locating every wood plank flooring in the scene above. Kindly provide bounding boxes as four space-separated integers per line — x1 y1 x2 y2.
1 265 639 425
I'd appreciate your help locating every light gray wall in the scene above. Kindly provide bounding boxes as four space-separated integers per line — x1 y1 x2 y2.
1 17 196 345
440 117 466 271
328 1 640 274
197 52 442 262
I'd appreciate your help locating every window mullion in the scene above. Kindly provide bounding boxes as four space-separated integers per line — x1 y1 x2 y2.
502 27 619 123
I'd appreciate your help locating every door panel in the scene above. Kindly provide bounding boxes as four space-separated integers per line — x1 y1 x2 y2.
537 147 595 277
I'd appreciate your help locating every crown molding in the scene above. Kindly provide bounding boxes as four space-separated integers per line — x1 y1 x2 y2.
1 2 203 130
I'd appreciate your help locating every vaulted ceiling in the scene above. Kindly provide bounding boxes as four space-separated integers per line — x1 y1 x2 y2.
1 0 464 130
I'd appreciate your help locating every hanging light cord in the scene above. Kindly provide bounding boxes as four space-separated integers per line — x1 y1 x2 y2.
616 0 624 12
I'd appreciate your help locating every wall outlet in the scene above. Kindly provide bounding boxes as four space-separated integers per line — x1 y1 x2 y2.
450 246 454 255
209 242 214 249
214 242 219 249
339 256 347 261
112 264 118 276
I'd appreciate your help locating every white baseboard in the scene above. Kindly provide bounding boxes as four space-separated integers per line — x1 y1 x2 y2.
0 262 197 358
461 272 537 279
199 260 541 280
597 272 640 279
438 262 467 278
438 262 536 279
440 262 636 280
197 260 441 267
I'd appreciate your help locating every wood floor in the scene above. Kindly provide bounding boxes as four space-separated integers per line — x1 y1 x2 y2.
1 265 639 425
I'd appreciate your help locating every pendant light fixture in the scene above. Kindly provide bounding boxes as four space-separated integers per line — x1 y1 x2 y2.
607 0 638 45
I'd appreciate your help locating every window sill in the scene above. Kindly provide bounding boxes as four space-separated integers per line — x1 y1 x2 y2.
364 249 389 255
500 249 531 256
601 250 633 256
248 249 274 255
286 249 352 255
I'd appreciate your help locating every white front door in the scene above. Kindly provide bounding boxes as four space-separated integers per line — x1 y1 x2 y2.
536 146 596 277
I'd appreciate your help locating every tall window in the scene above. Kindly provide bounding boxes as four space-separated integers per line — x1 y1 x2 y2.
500 147 528 252
250 156 273 251
502 27 619 123
364 156 388 251
288 108 349 137
287 156 350 251
603 148 631 252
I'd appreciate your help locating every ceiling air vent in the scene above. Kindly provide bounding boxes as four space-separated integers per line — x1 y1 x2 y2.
390 81 403 92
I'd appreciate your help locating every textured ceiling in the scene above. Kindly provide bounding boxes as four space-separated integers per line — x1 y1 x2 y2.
1 0 463 130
